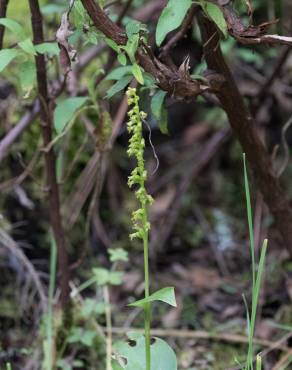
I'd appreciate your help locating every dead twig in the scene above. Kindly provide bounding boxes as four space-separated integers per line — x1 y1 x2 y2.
0 229 47 312
105 326 289 352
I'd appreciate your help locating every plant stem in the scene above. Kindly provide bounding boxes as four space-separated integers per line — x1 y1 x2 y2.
46 233 57 370
104 286 113 370
143 204 151 370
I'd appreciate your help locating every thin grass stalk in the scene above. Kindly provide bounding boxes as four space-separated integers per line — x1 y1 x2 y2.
143 206 151 370
243 153 256 290
243 154 268 370
46 234 57 370
104 286 113 370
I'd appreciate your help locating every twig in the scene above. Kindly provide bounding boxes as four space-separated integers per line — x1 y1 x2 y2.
256 46 291 105
0 229 47 312
0 101 40 162
0 0 9 49
81 0 211 98
105 326 289 351
272 348 292 370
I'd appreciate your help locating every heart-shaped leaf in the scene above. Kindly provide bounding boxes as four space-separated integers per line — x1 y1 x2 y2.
129 287 176 308
112 335 177 370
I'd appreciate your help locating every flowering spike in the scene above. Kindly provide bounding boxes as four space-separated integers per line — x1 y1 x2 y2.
126 87 152 240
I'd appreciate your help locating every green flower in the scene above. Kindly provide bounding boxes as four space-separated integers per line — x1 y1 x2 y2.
126 87 152 240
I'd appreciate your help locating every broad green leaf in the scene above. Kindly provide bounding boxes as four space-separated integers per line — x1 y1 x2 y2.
117 53 127 66
132 63 144 85
0 49 19 72
123 33 139 62
18 38 36 55
105 37 121 53
19 61 36 90
125 20 141 38
201 1 227 38
112 335 177 370
112 362 123 370
106 75 132 99
159 105 169 134
35 42 60 56
129 287 176 308
106 66 132 81
151 90 168 134
0 18 25 37
156 0 192 46
54 97 88 134
151 90 167 119
143 73 156 88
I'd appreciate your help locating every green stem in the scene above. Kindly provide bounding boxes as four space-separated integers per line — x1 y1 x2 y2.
104 286 113 370
46 233 57 370
143 204 151 370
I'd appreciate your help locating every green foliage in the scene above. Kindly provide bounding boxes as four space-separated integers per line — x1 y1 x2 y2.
132 63 144 85
109 248 129 263
67 327 97 347
150 90 168 134
199 1 228 38
106 75 133 99
34 42 60 56
54 97 88 134
93 267 123 286
19 61 36 91
112 334 177 370
243 154 268 370
156 0 192 46
0 49 19 72
129 287 177 308
18 38 36 55
0 18 25 37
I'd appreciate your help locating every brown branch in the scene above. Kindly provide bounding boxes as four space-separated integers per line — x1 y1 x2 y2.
0 0 9 49
221 4 292 46
81 0 211 98
28 0 70 306
199 15 292 255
